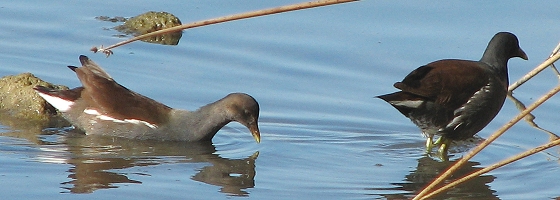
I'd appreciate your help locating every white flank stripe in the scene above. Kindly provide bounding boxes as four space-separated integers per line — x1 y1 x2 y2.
98 115 119 121
83 108 157 129
124 119 158 129
84 108 100 115
36 92 74 112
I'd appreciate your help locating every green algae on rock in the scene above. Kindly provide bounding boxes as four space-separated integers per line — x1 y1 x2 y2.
0 73 68 121
112 11 183 45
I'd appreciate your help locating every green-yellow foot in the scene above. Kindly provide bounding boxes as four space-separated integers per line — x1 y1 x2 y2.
425 136 451 161
425 136 435 153
436 137 451 161
434 137 450 153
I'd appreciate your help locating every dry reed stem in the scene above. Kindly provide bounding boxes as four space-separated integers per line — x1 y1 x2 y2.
418 84 560 199
422 136 560 199
91 0 358 56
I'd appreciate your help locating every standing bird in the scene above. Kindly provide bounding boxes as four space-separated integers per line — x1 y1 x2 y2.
34 55 261 143
377 32 527 155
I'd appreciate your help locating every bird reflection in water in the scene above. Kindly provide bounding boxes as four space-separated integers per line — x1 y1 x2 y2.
46 131 258 196
368 156 498 199
0 86 259 196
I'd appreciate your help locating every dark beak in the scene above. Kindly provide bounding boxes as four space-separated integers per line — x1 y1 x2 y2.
518 48 528 60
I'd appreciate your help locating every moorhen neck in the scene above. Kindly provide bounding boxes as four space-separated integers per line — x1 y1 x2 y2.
377 32 527 155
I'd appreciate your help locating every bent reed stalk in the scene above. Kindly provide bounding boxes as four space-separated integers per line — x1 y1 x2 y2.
91 0 358 56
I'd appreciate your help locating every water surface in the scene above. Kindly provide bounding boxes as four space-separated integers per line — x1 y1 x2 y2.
1 1 560 199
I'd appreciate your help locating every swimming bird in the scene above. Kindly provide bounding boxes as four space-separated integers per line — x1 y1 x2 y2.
34 55 261 142
377 32 527 155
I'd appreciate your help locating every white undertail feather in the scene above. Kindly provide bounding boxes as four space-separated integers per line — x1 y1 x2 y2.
391 100 423 108
36 92 74 112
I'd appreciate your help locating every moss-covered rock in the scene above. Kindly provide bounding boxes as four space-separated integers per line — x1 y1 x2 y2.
111 11 183 45
120 11 182 34
0 73 68 121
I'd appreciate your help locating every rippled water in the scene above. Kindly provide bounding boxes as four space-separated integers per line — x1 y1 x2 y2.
1 1 560 199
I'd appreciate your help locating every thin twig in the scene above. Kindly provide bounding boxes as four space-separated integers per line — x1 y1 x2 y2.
548 43 560 80
91 0 358 56
422 137 560 199
550 63 560 79
508 42 560 91
413 84 560 200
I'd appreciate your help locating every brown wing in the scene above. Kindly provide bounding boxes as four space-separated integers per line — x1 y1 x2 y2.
394 59 489 109
73 55 171 125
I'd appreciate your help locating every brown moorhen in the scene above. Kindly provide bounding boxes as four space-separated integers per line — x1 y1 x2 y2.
34 55 261 142
378 32 527 155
